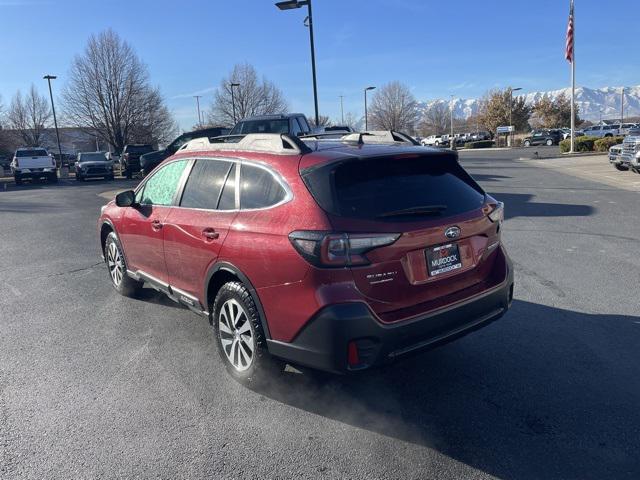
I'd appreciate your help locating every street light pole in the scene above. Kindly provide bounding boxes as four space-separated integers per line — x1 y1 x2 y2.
621 87 625 124
275 0 319 126
43 75 63 169
193 95 202 127
339 95 344 124
450 95 454 139
230 82 240 124
364 86 375 130
509 87 522 147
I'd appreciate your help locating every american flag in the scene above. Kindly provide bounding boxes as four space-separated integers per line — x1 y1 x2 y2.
565 0 574 63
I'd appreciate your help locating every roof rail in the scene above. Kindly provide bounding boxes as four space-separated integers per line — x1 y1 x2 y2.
340 130 420 146
179 133 311 155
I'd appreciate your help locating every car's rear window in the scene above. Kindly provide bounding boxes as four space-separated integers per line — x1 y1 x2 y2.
302 153 485 221
126 145 153 154
17 149 47 157
231 119 289 135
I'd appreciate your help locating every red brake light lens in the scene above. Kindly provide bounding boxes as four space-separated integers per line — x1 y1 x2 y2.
289 231 400 268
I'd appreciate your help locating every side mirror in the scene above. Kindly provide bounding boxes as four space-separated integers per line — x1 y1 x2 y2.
115 190 137 208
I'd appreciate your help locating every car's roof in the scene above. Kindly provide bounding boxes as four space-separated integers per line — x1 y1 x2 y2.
237 113 305 121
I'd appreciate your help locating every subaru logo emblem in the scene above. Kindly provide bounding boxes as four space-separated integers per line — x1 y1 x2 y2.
445 226 460 239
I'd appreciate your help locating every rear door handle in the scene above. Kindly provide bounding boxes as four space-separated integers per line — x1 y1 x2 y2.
202 228 219 240
151 219 163 231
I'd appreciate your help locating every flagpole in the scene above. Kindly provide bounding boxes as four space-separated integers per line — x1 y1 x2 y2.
570 0 575 153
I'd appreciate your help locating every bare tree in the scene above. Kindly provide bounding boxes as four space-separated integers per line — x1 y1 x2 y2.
308 114 331 128
6 85 52 146
368 81 418 133
129 87 178 145
418 102 450 136
207 63 287 126
342 112 360 131
63 29 176 152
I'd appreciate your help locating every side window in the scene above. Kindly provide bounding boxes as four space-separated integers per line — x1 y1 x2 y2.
240 164 287 209
180 159 232 210
290 118 302 136
139 160 188 206
298 116 311 133
218 163 237 210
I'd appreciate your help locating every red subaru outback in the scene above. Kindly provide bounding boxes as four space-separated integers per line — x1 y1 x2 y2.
98 133 513 382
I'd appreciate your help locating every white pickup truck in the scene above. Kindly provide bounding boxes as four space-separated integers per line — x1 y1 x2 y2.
10 147 58 185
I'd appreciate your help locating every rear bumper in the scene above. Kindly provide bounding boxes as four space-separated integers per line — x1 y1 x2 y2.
13 168 55 177
267 254 514 373
79 171 113 178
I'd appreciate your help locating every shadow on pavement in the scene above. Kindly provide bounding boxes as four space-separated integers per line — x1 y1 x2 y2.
251 300 640 479
0 177 138 193
470 173 512 182
489 192 594 220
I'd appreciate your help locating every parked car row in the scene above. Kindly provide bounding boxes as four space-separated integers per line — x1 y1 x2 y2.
420 131 490 147
608 128 640 173
582 123 639 138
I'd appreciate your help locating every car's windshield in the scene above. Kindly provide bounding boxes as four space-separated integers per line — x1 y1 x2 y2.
79 153 107 162
16 149 47 157
230 119 289 135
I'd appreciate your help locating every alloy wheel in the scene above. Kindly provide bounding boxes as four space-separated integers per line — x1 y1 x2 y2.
107 242 124 286
218 299 255 372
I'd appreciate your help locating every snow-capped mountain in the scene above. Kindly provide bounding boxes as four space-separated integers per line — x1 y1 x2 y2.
419 85 640 122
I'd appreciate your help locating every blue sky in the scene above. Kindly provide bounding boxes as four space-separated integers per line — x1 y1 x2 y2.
1 0 638 130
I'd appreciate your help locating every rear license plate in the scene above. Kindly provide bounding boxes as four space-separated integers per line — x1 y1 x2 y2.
426 243 462 277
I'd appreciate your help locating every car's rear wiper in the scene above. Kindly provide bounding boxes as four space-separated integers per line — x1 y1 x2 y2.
376 205 447 218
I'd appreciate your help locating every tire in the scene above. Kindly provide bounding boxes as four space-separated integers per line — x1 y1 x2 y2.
524 140 531 147
435 141 440 146
124 167 132 179
49 173 58 183
76 173 82 181
614 164 629 172
14 174 22 185
104 232 142 297
212 281 281 383
545 139 553 146
106 174 114 181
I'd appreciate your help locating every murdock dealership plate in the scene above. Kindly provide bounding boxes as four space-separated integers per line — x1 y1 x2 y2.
426 243 462 277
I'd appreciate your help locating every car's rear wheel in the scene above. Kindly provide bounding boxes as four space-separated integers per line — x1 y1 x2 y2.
524 140 531 147
614 164 629 171
212 281 281 383
104 232 142 297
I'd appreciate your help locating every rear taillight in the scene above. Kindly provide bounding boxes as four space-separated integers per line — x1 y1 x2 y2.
289 231 400 268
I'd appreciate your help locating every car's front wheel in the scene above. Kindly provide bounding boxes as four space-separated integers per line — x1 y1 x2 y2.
212 282 280 383
614 164 629 172
524 140 531 147
104 232 142 297
545 139 553 146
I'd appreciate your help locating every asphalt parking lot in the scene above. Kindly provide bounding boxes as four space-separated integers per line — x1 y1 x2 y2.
1 150 639 479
